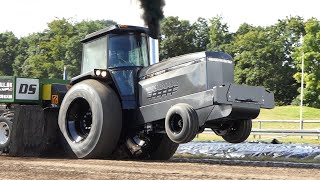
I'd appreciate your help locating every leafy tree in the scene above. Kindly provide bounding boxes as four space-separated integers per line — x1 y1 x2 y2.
233 17 305 105
236 23 255 35
192 17 210 51
0 32 19 75
18 19 75 79
159 16 197 59
13 37 29 76
293 18 320 107
208 16 233 52
1 16 315 107
15 32 46 77
13 19 116 79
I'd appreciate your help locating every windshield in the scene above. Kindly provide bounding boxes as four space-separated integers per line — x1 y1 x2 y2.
108 33 149 68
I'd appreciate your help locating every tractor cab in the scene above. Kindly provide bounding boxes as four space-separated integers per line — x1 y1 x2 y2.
80 25 151 72
72 25 155 109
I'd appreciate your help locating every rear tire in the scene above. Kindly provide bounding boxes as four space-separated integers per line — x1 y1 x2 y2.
58 80 122 159
0 111 14 153
217 119 252 143
126 133 179 160
146 134 179 160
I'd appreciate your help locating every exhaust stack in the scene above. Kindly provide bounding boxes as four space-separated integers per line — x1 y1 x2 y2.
139 0 165 39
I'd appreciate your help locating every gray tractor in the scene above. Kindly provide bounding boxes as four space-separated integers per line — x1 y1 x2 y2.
58 25 274 159
0 25 274 160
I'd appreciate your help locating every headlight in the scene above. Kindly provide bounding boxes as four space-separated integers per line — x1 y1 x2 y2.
94 69 109 78
101 71 107 77
95 70 101 76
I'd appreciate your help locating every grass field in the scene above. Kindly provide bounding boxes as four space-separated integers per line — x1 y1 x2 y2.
253 105 320 133
257 105 320 120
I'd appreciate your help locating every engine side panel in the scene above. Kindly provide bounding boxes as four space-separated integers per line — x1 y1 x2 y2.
137 90 214 125
139 62 207 106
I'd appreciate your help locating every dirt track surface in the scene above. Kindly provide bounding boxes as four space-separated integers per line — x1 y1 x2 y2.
0 156 319 180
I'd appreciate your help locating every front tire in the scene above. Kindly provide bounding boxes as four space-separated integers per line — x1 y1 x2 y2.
165 104 199 143
58 80 122 159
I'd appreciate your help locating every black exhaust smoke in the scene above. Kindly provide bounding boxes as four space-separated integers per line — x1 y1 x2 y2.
139 0 165 39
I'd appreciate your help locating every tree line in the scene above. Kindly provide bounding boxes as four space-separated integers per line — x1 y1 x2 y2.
0 16 319 107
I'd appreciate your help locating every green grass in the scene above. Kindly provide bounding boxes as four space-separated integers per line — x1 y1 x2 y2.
257 105 320 120
253 105 320 133
194 134 320 144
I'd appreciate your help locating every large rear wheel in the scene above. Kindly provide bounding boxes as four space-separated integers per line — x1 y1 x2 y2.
146 134 179 160
214 119 252 143
58 80 122 159
126 133 179 160
0 111 13 153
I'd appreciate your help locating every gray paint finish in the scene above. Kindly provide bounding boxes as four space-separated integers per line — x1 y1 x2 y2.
136 51 274 127
139 52 206 79
139 62 207 106
138 90 214 125
212 83 275 109
207 61 234 88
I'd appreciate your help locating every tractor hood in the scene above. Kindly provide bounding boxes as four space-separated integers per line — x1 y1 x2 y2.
138 51 233 80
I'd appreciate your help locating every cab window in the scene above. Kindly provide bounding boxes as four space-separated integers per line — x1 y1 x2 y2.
81 36 107 73
108 33 149 68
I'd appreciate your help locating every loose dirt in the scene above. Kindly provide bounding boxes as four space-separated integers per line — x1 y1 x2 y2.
0 156 319 180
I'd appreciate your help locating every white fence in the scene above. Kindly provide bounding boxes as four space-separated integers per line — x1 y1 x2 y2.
203 119 320 139
252 120 320 139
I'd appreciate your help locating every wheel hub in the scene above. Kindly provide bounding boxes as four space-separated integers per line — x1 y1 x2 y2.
169 114 183 134
66 98 92 143
0 122 10 144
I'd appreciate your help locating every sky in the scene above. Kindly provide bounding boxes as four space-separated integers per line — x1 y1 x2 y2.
0 0 320 37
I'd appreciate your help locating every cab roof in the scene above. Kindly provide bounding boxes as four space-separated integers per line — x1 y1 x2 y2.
81 25 148 43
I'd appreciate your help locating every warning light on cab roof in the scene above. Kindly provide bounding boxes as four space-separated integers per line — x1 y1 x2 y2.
118 25 128 28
